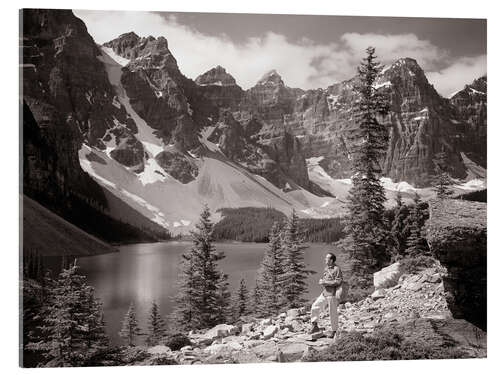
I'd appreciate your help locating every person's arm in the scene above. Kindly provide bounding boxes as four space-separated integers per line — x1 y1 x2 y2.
321 267 343 287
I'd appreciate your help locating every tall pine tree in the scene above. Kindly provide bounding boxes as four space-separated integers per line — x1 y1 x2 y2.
390 192 411 258
171 205 230 330
345 46 390 277
252 273 264 317
146 301 167 346
26 262 109 367
119 302 142 347
404 193 430 257
256 222 286 315
282 210 313 309
232 278 249 320
171 246 199 329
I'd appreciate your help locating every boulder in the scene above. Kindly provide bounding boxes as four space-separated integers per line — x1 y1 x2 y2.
251 341 278 359
371 289 386 300
374 262 402 289
199 324 239 344
278 342 309 362
241 323 253 335
147 345 172 355
204 341 242 356
260 318 272 326
286 308 301 318
262 325 278 340
427 199 487 330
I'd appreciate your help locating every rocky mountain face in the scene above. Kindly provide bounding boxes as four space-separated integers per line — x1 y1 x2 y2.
21 9 487 235
102 32 318 192
192 59 486 188
21 9 171 241
449 76 487 168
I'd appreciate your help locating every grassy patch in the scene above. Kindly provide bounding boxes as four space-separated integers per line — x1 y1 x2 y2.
304 328 471 362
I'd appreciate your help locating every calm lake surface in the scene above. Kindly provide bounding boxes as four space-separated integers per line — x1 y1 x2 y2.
78 241 338 344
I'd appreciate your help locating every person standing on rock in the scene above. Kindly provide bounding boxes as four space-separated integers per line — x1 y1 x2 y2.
309 252 343 339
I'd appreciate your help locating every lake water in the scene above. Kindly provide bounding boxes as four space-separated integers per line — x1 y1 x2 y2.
77 241 339 344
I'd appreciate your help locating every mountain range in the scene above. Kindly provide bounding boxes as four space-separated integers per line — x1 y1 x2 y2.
21 9 486 237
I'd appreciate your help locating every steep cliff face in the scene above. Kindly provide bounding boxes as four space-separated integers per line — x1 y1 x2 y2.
103 34 315 191
274 58 469 186
101 31 487 190
449 76 487 168
20 10 171 240
21 9 114 206
426 199 486 330
195 66 244 112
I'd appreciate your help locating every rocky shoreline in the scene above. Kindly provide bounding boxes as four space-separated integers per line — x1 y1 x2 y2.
127 263 486 365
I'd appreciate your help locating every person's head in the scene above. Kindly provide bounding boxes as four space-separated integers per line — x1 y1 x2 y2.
325 252 336 266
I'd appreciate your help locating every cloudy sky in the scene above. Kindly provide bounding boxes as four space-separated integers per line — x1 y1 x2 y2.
74 10 486 97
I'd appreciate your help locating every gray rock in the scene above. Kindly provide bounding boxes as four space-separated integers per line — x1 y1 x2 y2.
262 325 278 340
278 342 309 362
286 308 301 318
374 262 402 289
251 341 277 358
241 323 253 335
371 289 386 300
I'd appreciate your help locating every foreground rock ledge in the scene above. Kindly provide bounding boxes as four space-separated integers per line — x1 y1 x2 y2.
426 199 487 330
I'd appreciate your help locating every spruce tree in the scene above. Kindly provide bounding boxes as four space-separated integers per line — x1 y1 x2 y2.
233 278 249 320
26 262 109 367
119 302 142 347
345 46 390 277
171 205 230 330
171 248 199 330
432 152 454 199
256 222 286 315
214 272 232 325
390 192 411 258
252 273 264 317
282 210 313 309
404 193 430 257
146 301 166 346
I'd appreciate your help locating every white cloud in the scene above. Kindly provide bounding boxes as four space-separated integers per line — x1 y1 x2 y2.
74 10 485 96
427 55 487 97
340 33 448 70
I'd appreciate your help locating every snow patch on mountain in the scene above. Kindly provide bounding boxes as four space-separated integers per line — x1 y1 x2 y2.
101 46 130 67
138 157 167 185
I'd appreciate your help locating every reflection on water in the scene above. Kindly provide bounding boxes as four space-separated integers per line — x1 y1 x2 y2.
77 241 336 344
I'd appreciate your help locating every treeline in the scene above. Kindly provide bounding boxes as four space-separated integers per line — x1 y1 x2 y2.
456 189 486 203
212 207 345 243
300 218 344 243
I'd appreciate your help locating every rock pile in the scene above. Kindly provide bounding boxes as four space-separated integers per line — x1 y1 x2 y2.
131 263 480 365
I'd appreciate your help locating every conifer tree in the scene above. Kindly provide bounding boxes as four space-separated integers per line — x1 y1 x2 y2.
345 46 390 277
119 302 142 347
252 274 264 317
26 262 109 367
404 193 430 257
171 205 230 330
233 278 249 320
282 210 313 309
146 301 167 346
390 192 411 258
432 152 454 199
171 248 199 329
214 273 232 324
256 222 287 315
